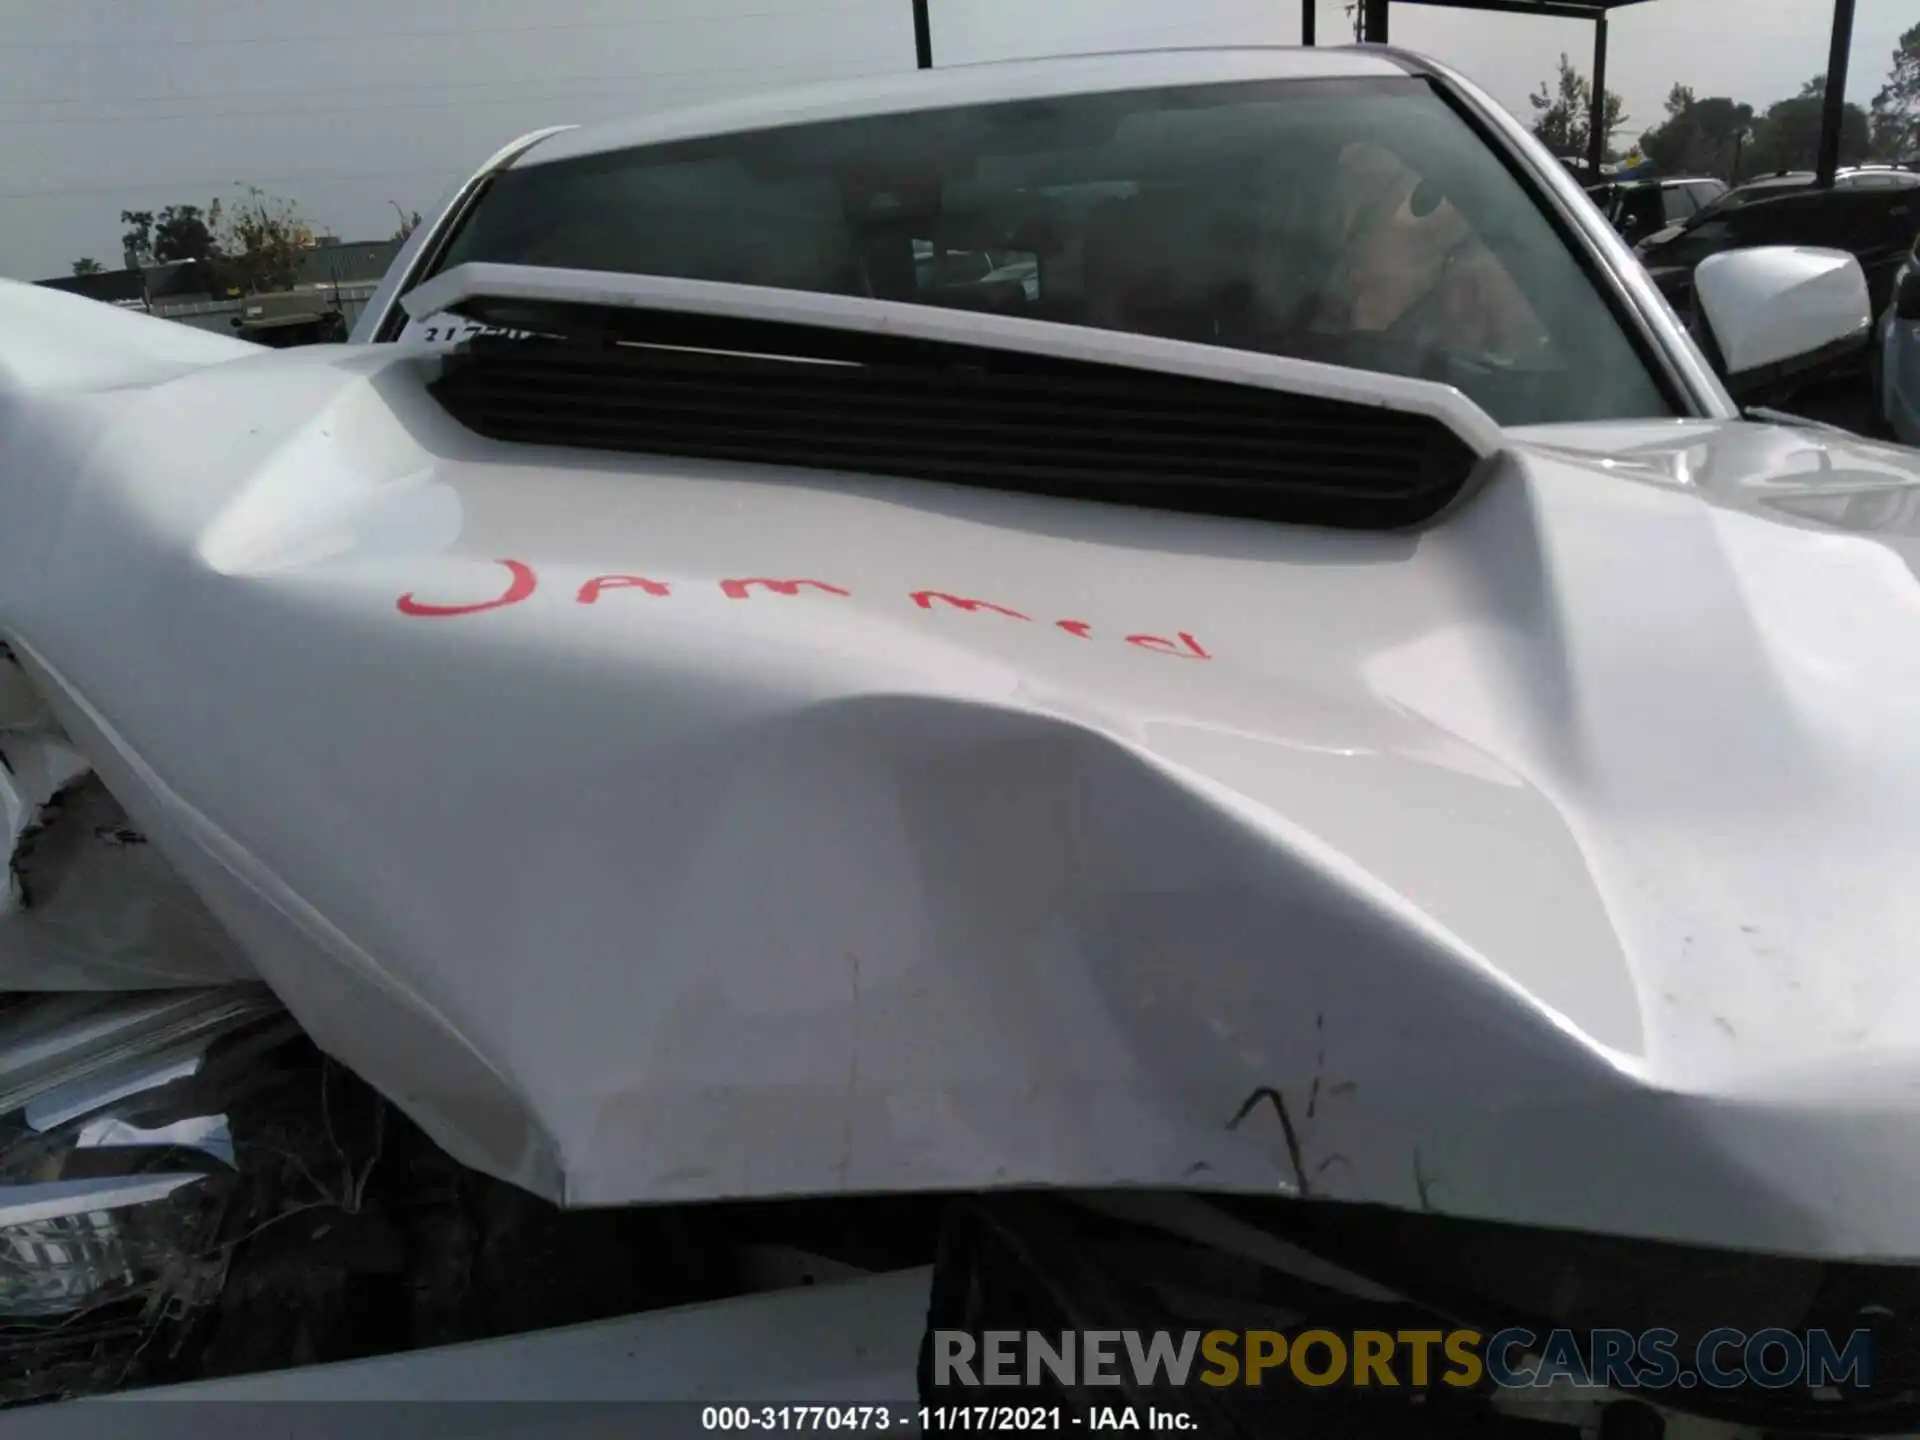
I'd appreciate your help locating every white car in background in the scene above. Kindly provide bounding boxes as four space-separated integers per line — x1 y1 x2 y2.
5 43 1920 1436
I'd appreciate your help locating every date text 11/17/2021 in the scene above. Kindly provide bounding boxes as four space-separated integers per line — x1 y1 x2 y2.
698 1404 1198 1431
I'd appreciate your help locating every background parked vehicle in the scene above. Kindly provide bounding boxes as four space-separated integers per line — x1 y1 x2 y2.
229 288 350 347
1685 167 1917 215
1636 168 1920 315
1587 176 1727 245
1630 168 1920 425
1633 169 1920 263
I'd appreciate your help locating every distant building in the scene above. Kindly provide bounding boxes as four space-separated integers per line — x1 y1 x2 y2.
295 238 402 290
36 267 148 307
36 257 221 309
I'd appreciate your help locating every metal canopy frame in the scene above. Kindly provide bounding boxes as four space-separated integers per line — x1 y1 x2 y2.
1333 0 1862 190
1816 0 1858 187
1335 0 1653 180
1383 0 1647 19
907 0 1861 194
912 0 932 69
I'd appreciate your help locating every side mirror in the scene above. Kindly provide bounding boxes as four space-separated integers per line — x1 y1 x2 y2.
1693 247 1872 402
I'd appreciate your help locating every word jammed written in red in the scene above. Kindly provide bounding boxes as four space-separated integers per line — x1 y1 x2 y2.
395 560 1212 660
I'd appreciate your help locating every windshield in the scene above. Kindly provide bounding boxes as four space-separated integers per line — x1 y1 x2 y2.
429 77 1673 427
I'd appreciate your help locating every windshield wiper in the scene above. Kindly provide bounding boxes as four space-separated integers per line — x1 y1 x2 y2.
1744 405 1862 437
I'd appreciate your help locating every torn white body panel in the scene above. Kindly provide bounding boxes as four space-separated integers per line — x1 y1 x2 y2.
7 269 1920 1262
2 698 254 990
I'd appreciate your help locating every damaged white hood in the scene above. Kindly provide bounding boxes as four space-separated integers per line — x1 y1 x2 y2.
8 280 1920 1262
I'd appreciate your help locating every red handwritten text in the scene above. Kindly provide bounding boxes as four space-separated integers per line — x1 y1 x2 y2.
578 574 671 603
1126 632 1212 659
392 560 1211 659
720 578 853 600
911 591 1031 621
397 558 537 618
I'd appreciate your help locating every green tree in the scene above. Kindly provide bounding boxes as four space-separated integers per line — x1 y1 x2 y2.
1640 85 1756 181
118 209 154 269
1529 53 1629 161
1869 21 1920 161
151 204 218 265
213 185 317 294
69 257 104 276
1744 74 1871 175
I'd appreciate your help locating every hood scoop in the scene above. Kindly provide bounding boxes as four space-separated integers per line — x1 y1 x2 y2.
412 263 1489 529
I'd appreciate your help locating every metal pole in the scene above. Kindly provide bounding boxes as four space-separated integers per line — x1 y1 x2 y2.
1588 15 1609 183
1816 0 1856 187
1302 0 1315 46
1362 0 1388 43
912 0 931 69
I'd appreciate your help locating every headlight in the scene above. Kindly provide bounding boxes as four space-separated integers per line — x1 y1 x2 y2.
0 989 289 1400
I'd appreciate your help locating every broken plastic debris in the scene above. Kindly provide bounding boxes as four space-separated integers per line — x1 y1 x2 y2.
74 1113 236 1168
0 988 281 1120
26 1049 204 1133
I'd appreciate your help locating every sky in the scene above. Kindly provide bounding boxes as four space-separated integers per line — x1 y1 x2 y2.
0 0 1911 280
